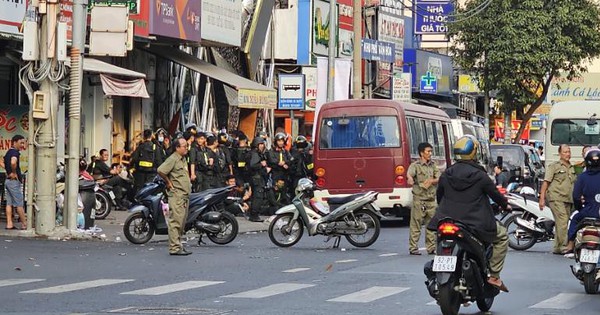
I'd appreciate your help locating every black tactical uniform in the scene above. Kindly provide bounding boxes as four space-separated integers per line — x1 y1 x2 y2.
247 137 269 222
131 139 160 191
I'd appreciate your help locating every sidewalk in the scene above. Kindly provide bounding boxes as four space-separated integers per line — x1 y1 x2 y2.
0 210 270 242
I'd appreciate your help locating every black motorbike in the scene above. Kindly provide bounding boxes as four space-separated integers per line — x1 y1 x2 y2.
123 179 239 245
424 218 501 315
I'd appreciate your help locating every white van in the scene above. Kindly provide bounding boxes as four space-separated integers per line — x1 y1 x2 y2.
545 101 600 165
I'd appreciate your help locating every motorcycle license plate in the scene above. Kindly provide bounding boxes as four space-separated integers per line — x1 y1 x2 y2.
108 191 116 199
580 249 600 264
432 256 457 272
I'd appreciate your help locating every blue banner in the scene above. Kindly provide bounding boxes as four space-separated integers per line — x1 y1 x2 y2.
414 1 453 34
361 38 395 63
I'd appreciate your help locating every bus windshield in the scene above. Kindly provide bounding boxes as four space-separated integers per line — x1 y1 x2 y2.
551 119 600 146
319 116 400 149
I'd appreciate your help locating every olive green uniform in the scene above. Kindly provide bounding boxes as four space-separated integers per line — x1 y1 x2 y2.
544 161 576 253
408 160 440 253
157 153 192 254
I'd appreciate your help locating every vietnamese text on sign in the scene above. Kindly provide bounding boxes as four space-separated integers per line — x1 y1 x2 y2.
414 1 453 34
361 38 395 63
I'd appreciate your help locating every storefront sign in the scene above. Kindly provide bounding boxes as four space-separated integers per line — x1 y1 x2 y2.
378 11 404 67
238 89 277 109
414 50 452 93
361 38 395 63
302 67 318 111
278 74 305 110
458 74 480 93
0 1 26 35
494 119 531 141
420 71 437 94
0 105 29 173
393 73 412 101
548 73 600 103
312 0 335 56
149 0 201 42
201 0 241 46
414 1 453 35
90 0 140 13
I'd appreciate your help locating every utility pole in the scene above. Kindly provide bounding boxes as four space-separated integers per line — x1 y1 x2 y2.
65 0 87 230
35 4 59 235
352 0 361 99
327 0 337 102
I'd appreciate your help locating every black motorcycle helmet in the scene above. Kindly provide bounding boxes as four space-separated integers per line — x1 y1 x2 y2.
274 132 286 143
218 132 230 145
295 135 308 149
251 136 265 149
585 148 600 169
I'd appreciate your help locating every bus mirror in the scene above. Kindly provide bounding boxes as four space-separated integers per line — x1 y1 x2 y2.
338 118 350 126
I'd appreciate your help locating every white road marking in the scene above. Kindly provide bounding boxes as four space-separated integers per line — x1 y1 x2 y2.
335 259 358 263
427 300 438 305
0 279 45 288
379 253 399 257
327 286 410 303
529 293 593 309
282 268 311 273
120 281 224 296
20 279 134 294
223 283 315 298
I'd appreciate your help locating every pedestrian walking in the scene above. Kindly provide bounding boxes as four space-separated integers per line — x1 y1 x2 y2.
3 134 27 230
407 142 440 255
539 144 576 255
157 138 192 256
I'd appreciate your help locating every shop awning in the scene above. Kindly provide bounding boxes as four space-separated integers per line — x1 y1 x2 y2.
82 58 146 79
143 45 276 109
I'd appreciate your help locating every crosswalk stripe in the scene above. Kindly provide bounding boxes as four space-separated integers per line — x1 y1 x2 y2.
335 259 358 263
427 300 438 305
223 283 315 298
327 286 410 303
282 268 311 273
529 293 593 309
120 281 224 296
379 253 399 257
0 279 45 288
20 279 134 294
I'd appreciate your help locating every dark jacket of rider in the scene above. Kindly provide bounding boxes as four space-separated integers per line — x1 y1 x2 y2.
428 160 508 243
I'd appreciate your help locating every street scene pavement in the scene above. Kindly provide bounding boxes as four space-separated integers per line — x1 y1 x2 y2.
2 216 600 315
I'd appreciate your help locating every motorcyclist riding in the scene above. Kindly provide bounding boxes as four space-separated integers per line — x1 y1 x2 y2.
564 148 600 253
427 135 511 292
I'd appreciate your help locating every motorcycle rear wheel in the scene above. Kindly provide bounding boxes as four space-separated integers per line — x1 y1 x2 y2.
505 214 537 250
206 212 239 245
344 209 381 248
123 212 155 244
94 191 112 220
476 296 494 312
438 282 461 315
268 213 304 247
583 272 599 294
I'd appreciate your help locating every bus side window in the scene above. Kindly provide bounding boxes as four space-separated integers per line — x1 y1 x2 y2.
408 118 425 158
432 121 446 159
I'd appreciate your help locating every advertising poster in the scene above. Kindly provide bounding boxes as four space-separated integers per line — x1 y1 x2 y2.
302 67 318 111
149 0 201 41
378 11 405 67
393 73 411 102
312 0 336 56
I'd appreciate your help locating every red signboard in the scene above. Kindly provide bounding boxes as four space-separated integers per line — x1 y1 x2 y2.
494 119 531 141
338 0 353 31
130 0 149 37
59 0 74 40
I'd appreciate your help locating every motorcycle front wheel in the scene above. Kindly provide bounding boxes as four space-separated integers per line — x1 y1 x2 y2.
206 212 239 245
268 213 304 247
583 272 599 294
505 214 537 250
93 191 112 220
123 212 155 244
344 209 381 248
438 281 461 315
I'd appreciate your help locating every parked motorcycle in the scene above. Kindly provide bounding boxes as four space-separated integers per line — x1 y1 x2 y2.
123 179 239 245
267 178 383 248
94 170 135 220
570 218 600 294
424 218 502 315
502 186 555 251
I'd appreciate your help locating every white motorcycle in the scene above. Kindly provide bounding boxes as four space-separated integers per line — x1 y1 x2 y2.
503 185 555 250
267 178 383 248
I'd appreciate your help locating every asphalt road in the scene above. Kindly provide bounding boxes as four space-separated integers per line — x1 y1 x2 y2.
1 221 600 315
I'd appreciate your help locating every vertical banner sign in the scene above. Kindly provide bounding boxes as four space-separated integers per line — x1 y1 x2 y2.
378 11 405 67
393 73 412 101
414 1 453 34
337 0 354 58
312 0 337 56
278 74 306 110
302 67 318 111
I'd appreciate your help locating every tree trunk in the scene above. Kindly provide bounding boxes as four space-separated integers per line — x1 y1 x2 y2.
503 92 513 143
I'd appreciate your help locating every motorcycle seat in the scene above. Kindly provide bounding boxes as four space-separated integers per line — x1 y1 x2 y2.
189 186 233 206
327 193 368 205
576 217 600 231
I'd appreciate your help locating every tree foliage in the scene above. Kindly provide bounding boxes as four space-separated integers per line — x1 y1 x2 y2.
449 0 600 140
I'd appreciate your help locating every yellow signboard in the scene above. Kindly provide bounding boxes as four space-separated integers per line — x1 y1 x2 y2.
458 75 480 93
237 89 277 109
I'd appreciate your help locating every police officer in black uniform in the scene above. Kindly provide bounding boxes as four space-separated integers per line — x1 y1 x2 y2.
232 134 251 184
267 132 292 188
189 131 207 192
217 131 234 180
131 129 161 191
247 137 270 222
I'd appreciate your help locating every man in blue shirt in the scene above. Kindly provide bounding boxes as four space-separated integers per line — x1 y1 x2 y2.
4 135 26 230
